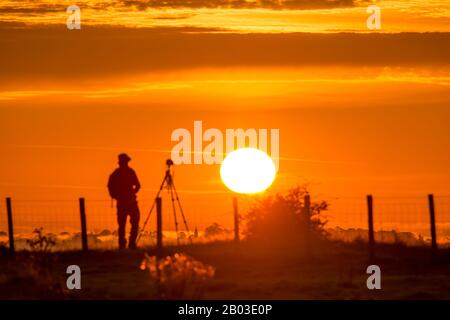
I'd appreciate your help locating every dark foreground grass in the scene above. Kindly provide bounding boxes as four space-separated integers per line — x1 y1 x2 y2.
0 240 449 299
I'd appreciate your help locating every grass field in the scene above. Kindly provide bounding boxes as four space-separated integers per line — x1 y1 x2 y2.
1 240 449 300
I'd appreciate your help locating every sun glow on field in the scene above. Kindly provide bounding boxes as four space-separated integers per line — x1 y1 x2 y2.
220 148 276 194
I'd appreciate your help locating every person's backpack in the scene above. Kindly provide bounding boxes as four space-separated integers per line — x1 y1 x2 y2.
107 171 119 200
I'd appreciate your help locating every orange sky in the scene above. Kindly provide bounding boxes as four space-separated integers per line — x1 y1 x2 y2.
0 0 450 235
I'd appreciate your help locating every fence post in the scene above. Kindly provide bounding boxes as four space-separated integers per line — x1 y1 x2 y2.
367 195 375 262
233 197 240 244
428 194 438 260
6 197 15 255
79 198 88 252
156 197 163 252
304 194 311 256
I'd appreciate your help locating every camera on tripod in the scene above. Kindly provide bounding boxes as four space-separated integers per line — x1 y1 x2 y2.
136 158 191 246
166 159 174 168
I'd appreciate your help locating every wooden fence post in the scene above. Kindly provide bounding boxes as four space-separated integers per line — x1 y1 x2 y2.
6 197 15 255
156 197 163 252
233 197 240 244
428 194 438 260
367 195 375 262
79 198 88 252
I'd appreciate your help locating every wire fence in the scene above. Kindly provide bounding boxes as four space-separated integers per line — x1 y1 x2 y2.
0 193 240 251
1 194 450 251
324 195 450 246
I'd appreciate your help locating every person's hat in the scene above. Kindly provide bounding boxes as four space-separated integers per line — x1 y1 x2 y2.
118 153 131 162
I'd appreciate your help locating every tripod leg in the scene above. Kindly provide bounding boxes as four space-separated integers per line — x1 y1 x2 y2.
169 185 180 246
171 181 192 244
136 174 167 244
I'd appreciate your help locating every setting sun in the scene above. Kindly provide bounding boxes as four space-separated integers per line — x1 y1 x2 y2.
220 148 276 194
1 0 450 303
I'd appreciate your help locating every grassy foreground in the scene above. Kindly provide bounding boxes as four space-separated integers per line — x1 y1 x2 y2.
1 240 449 300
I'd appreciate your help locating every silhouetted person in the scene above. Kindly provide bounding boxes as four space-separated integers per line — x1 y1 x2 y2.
108 153 141 249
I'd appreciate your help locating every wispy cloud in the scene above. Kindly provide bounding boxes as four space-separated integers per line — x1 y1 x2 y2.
1 66 450 100
0 0 366 13
117 0 365 10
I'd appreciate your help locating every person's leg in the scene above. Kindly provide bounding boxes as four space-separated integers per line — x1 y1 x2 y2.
117 203 127 249
128 201 141 249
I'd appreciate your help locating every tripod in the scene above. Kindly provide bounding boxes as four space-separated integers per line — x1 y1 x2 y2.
136 159 191 245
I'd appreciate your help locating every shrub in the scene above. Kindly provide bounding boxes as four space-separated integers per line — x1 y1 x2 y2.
140 253 215 299
204 223 231 239
244 186 328 244
1 228 67 298
26 227 56 253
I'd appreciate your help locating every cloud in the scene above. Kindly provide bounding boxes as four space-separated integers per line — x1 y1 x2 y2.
0 0 371 16
0 1 66 14
1 27 449 86
117 0 365 10
152 13 198 20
